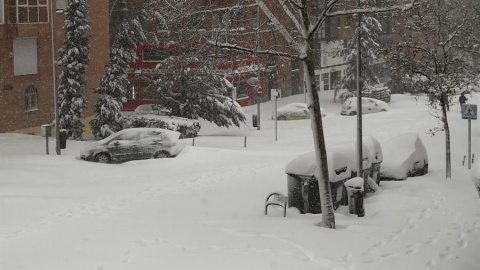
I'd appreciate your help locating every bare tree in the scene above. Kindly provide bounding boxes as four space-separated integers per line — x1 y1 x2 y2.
389 0 480 178
209 0 417 229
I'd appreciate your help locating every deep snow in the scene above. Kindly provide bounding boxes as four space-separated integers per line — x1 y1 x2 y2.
1 91 480 270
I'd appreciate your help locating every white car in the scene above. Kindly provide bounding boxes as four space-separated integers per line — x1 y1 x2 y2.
380 133 428 180
272 103 325 120
80 128 184 163
341 97 389 116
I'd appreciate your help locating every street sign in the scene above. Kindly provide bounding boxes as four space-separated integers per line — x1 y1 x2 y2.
461 104 477 120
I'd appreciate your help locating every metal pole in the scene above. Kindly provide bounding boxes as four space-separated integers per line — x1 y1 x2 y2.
468 119 472 169
50 0 61 155
46 135 49 155
275 95 278 141
356 0 363 179
257 88 261 130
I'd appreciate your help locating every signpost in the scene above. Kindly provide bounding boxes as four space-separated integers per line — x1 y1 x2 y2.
247 77 261 130
461 104 477 169
271 89 280 141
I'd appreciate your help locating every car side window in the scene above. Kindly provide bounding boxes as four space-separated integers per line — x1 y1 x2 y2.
116 132 138 141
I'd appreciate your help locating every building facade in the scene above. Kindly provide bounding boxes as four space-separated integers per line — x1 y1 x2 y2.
0 0 109 135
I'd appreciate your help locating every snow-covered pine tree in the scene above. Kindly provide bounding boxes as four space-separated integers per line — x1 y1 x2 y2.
90 18 157 139
335 0 384 103
143 0 246 128
57 0 91 140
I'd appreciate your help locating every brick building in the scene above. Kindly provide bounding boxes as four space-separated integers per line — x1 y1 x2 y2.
0 0 109 135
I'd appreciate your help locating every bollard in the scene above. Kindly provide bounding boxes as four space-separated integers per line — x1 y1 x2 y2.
244 136 247 147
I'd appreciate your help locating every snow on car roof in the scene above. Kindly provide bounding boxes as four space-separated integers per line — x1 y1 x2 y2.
381 132 428 179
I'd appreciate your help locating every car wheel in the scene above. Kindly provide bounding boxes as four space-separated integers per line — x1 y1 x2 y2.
94 153 111 163
380 109 386 112
277 115 287 120
155 151 170 158
349 111 357 116
423 163 429 175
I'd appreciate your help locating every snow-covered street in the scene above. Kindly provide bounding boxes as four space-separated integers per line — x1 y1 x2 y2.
1 91 479 270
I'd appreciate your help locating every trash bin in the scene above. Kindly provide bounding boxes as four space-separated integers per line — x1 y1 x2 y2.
59 129 67 149
364 136 383 186
345 177 365 217
285 151 351 214
252 114 257 127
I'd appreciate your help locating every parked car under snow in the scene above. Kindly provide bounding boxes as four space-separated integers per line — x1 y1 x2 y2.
341 97 389 116
272 103 325 120
80 128 184 163
380 133 428 180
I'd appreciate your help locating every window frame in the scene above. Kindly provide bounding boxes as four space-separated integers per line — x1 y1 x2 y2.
8 0 49 24
322 73 330 91
25 85 38 111
56 0 68 11
0 0 4 24
13 37 38 76
252 8 259 29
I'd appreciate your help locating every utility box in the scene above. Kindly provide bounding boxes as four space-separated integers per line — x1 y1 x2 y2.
59 129 67 149
41 125 52 137
252 114 258 127
285 151 351 214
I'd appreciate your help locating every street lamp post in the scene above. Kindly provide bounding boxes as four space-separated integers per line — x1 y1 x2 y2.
50 0 61 155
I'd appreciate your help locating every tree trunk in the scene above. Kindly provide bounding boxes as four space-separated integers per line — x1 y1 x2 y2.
440 96 452 178
303 47 335 229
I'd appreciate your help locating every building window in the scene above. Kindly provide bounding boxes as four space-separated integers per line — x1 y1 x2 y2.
315 74 321 91
56 0 68 11
0 0 4 24
237 81 248 98
8 0 49 24
235 9 246 29
344 15 351 28
252 9 259 29
25 85 38 111
13 37 38 75
212 11 220 29
322 73 329 91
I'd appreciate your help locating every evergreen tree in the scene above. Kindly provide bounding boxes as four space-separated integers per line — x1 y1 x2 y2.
335 1 384 102
90 18 156 139
57 0 91 140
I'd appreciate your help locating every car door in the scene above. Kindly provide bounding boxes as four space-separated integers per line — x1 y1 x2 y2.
108 131 140 161
361 99 370 114
137 131 164 159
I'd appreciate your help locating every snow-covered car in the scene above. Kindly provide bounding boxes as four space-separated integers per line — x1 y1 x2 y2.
134 104 171 115
80 128 184 163
341 97 389 116
380 133 428 180
272 103 325 120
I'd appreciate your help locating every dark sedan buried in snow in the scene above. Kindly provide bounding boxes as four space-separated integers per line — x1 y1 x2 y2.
80 128 184 163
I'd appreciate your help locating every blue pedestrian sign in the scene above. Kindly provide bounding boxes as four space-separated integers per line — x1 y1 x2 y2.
461 104 477 120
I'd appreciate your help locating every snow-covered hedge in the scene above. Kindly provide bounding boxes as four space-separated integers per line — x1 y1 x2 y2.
121 115 200 139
